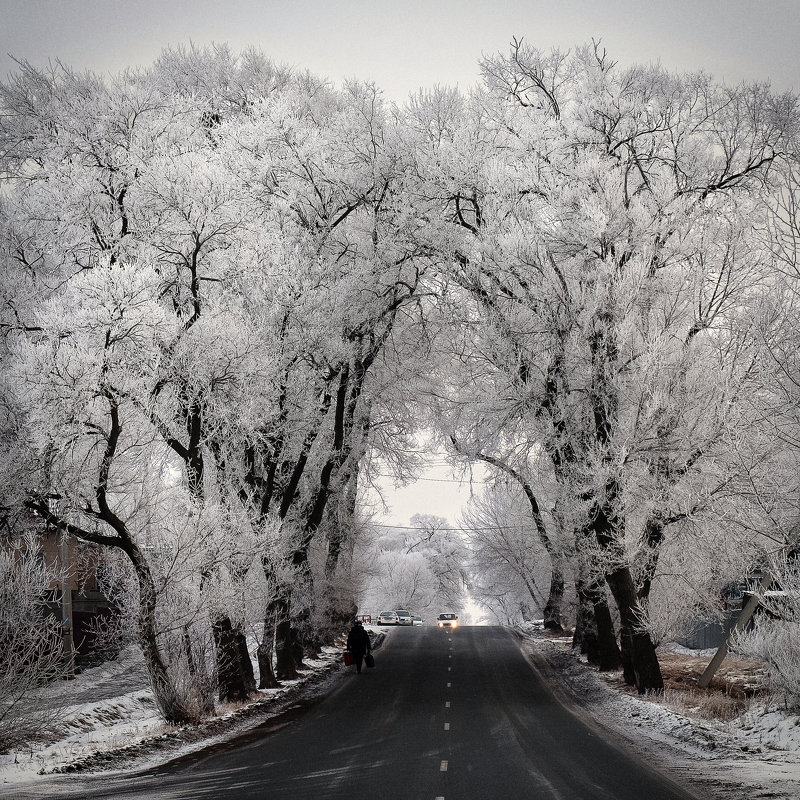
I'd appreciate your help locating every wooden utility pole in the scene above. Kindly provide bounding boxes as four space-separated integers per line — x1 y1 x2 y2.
59 528 75 678
49 494 75 679
698 571 772 689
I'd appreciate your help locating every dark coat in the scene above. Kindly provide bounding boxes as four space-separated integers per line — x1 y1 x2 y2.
346 624 371 656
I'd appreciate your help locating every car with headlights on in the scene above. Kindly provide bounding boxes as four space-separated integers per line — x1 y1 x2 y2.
437 613 458 630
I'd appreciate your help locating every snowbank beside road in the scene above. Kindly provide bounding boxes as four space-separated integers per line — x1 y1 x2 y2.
517 627 800 800
0 644 348 797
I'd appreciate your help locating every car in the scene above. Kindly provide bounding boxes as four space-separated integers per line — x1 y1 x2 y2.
377 610 399 625
412 615 423 626
394 609 413 625
437 613 458 629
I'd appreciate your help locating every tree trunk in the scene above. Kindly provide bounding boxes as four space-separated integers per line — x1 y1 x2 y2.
211 616 255 702
592 590 622 672
588 475 663 693
542 567 565 632
637 517 664 601
236 628 256 692
275 618 299 680
573 579 599 664
182 624 215 715
619 625 636 686
130 548 196 723
574 573 621 671
605 565 663 692
257 607 279 689
257 641 279 690
274 591 299 680
574 528 622 670
324 484 357 580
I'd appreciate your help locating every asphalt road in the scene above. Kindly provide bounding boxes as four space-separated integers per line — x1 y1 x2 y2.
65 625 698 800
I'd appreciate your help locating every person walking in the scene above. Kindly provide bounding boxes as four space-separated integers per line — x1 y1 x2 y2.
346 620 372 674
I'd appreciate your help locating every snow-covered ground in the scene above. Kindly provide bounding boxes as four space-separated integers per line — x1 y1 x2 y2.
0 638 353 798
2 625 798 799
516 626 800 800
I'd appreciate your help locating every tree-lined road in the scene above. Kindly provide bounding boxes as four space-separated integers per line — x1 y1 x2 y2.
59 626 697 800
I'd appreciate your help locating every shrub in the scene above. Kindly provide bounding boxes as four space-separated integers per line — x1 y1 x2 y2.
730 616 800 712
0 537 69 753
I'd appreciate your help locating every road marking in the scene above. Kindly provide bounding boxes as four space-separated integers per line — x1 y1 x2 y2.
444 722 450 730
447 682 451 688
445 701 451 708
447 666 451 672
440 760 448 772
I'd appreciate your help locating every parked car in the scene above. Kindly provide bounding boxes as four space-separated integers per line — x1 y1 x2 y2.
377 610 399 625
395 609 413 625
437 613 458 629
412 615 423 626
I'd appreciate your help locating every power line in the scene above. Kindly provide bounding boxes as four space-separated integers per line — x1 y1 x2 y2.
372 473 492 484
375 523 528 531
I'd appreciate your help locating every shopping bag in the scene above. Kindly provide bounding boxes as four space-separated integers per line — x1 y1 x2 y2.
343 651 354 666
365 652 375 668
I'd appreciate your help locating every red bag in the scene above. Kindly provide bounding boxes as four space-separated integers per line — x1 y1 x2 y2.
343 651 354 666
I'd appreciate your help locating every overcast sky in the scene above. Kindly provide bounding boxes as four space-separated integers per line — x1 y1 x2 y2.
1 0 799 100
2 0 797 525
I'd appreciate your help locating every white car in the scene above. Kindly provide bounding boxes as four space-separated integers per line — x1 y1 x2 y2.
395 609 413 625
437 613 458 630
377 610 399 625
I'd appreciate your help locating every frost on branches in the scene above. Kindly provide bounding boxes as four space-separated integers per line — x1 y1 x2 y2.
1 38 799 736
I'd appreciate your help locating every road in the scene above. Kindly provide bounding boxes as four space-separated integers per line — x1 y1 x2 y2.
60 625 698 800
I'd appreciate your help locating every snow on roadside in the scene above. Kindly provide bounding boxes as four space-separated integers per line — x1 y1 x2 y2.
516 625 800 800
1 689 166 785
0 641 354 795
9 623 796 800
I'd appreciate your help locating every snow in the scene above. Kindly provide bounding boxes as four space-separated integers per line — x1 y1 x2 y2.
516 624 800 800
2 624 798 799
0 641 352 798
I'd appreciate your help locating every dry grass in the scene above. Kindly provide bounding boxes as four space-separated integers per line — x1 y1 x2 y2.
659 687 751 721
658 651 767 697
656 651 767 721
598 649 768 721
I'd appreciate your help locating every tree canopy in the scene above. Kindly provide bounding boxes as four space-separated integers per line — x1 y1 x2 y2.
2 39 800 717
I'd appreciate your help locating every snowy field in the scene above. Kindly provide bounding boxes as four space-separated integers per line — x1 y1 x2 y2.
2 626 799 799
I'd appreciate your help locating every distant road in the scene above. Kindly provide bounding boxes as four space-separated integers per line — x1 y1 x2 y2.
51 626 697 800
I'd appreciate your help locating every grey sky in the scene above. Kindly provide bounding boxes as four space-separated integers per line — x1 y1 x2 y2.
1 0 799 99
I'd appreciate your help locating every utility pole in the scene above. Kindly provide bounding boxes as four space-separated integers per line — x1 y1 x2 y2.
49 495 75 678
59 528 75 678
698 571 772 689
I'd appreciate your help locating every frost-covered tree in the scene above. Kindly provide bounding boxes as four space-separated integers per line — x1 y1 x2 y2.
407 40 797 691
0 49 436 709
461 486 553 625
357 513 467 616
0 530 67 751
